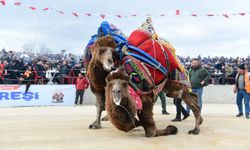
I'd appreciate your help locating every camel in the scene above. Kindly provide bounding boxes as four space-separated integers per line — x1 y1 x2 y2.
85 19 202 135
87 35 117 129
105 68 141 132
105 65 202 137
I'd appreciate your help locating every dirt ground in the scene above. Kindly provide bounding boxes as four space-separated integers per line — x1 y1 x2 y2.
1 104 250 150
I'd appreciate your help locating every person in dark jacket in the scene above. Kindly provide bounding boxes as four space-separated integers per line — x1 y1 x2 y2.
75 71 89 105
186 58 211 114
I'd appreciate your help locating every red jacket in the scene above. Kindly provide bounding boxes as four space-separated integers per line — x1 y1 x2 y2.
75 77 89 90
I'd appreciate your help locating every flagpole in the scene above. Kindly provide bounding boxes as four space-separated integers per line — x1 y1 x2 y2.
33 8 38 56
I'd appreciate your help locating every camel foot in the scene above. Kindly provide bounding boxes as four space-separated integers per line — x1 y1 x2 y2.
188 128 200 135
101 115 109 121
166 125 178 135
89 122 101 129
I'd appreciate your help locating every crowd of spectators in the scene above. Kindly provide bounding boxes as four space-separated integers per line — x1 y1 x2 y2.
0 48 84 85
0 48 249 85
178 55 250 85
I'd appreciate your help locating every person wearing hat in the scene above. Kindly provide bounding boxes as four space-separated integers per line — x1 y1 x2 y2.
74 70 89 105
233 64 250 119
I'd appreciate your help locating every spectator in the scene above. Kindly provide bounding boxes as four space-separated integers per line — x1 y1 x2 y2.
60 60 70 84
0 60 4 84
225 64 234 77
75 71 89 105
186 58 211 114
73 62 83 77
233 64 250 119
155 91 170 115
19 65 35 92
172 98 190 122
35 60 46 78
8 59 20 84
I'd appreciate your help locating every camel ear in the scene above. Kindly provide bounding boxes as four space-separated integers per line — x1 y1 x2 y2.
90 45 98 55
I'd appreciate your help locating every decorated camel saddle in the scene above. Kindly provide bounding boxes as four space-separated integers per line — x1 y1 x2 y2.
122 18 191 97
84 18 191 98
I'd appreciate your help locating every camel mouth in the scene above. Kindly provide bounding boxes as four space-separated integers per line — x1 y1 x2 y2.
113 98 121 105
103 62 114 72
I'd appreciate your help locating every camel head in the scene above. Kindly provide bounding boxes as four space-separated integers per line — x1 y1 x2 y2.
91 35 117 72
106 67 130 105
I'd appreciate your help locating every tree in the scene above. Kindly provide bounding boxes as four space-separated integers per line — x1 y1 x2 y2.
22 42 53 55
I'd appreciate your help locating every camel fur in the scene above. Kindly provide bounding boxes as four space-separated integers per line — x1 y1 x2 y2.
87 35 116 129
105 68 178 137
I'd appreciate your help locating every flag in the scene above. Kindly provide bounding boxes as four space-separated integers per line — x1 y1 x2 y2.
85 13 91 16
72 12 79 17
116 15 121 18
43 8 49 11
222 14 229 18
57 10 64 15
29 6 36 10
0 0 5 6
14 2 22 6
191 13 197 17
239 12 246 16
207 14 214 16
100 14 105 19
176 9 180 15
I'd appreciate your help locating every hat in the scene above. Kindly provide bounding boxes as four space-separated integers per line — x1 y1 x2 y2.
238 64 245 70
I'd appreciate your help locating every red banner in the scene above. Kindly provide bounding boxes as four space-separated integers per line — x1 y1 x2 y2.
1 1 249 19
0 0 6 6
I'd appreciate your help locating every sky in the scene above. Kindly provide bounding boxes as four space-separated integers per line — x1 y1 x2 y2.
0 0 250 57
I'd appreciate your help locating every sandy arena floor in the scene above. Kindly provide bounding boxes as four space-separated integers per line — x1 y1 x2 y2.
0 104 250 150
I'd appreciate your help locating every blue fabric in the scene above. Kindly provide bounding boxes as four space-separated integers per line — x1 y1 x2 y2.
186 87 203 114
127 45 168 75
236 89 250 115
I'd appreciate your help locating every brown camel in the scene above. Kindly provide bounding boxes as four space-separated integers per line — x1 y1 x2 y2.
105 68 178 137
105 68 141 132
87 35 117 129
88 35 202 136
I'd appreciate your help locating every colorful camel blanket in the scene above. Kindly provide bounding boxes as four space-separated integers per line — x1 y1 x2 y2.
127 17 186 85
129 86 142 110
122 55 166 97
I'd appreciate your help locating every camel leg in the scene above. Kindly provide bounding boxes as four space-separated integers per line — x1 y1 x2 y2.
89 92 105 129
101 115 109 121
138 97 178 137
182 92 203 135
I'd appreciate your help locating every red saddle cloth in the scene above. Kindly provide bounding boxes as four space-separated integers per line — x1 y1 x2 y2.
128 30 180 85
128 86 142 110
